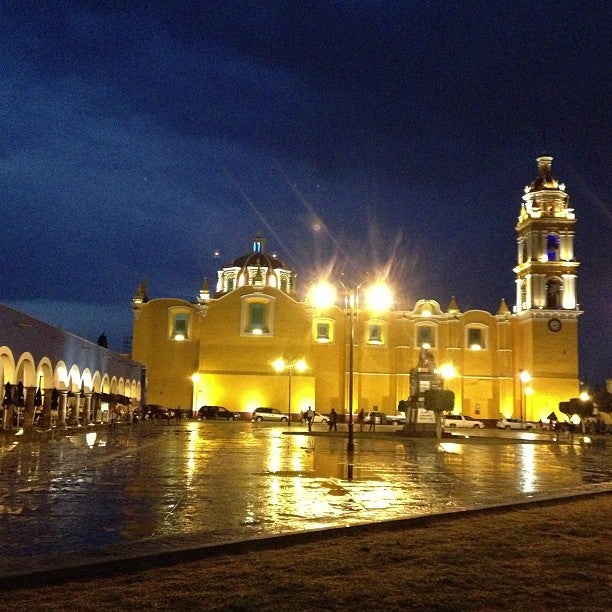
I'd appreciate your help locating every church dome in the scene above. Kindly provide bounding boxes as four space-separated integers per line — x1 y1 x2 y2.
216 234 295 296
230 251 286 270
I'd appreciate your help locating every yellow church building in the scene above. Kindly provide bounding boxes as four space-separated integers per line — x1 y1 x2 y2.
131 155 581 423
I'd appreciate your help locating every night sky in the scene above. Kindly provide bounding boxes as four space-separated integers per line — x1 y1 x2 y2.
2 1 610 384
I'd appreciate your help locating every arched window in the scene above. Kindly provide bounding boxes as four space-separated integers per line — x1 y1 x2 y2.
546 234 559 262
545 278 563 309
252 268 264 286
520 279 527 310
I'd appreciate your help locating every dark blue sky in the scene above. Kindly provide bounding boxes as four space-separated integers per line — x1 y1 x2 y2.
1 1 610 384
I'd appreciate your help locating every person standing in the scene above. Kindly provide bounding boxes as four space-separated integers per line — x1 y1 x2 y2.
328 408 338 432
306 406 315 432
357 408 365 432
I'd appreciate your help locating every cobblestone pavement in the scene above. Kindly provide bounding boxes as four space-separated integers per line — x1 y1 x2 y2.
0 420 610 580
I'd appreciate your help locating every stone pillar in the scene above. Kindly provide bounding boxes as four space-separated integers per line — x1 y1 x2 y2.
23 386 36 429
58 390 68 427
41 388 53 429
68 392 81 425
83 393 93 424
1 403 10 430
92 395 100 423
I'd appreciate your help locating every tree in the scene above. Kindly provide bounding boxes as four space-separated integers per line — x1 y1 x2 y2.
560 398 594 433
424 389 455 438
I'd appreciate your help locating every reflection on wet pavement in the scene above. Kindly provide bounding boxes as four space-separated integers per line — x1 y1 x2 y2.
0 421 609 575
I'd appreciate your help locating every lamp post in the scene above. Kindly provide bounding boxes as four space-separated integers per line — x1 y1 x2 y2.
519 369 531 421
311 279 392 458
273 358 306 426
344 284 358 452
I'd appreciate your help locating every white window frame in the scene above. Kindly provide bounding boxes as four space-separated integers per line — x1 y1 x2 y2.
240 294 275 336
366 320 387 345
168 307 192 341
313 318 334 343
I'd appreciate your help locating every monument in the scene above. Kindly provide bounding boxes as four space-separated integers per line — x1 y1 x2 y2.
400 346 444 436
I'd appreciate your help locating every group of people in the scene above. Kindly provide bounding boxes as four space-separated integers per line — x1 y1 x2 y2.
302 406 338 432
302 407 381 432
356 408 377 431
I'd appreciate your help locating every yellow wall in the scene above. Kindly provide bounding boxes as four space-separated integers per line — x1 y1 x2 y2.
132 298 199 408
198 372 315 416
133 292 580 423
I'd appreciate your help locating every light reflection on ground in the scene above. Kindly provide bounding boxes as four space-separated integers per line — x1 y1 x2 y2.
0 421 609 576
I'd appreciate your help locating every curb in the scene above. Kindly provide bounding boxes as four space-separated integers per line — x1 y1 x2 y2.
0 487 609 592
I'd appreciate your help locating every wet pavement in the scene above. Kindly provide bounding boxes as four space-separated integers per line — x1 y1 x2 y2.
0 420 610 580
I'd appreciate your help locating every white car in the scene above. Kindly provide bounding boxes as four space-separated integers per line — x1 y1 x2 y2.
386 412 407 425
363 411 387 424
444 414 485 429
251 407 288 422
312 411 328 423
496 418 535 430
302 411 328 423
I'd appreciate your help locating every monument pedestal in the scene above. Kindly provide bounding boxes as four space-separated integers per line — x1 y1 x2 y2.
401 400 437 436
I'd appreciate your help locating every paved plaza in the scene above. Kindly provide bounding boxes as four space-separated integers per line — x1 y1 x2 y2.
0 420 610 583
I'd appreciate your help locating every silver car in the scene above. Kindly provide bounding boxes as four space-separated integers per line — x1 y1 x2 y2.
444 414 485 429
496 418 535 430
251 407 288 422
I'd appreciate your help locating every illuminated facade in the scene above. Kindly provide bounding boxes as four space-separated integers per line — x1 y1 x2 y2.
132 158 581 422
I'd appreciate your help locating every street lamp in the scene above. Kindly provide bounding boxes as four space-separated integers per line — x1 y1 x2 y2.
311 278 392 455
519 369 531 421
438 363 457 381
273 358 307 426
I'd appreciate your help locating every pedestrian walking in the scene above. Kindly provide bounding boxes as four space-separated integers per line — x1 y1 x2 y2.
357 408 365 432
369 412 376 432
328 408 338 432
306 406 315 432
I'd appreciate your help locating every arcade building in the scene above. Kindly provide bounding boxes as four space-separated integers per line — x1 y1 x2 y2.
132 155 581 423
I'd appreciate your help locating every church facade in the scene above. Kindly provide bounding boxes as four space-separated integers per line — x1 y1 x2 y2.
131 156 581 422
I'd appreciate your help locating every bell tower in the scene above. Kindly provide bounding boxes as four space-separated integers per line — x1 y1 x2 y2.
513 155 581 420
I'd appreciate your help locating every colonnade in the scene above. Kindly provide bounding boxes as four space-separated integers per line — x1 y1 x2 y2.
2 386 133 431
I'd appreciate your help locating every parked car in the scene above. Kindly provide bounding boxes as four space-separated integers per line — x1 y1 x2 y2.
144 404 170 419
199 405 240 420
496 417 535 430
363 411 387 424
386 412 407 425
302 410 328 423
444 414 485 429
251 407 288 422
